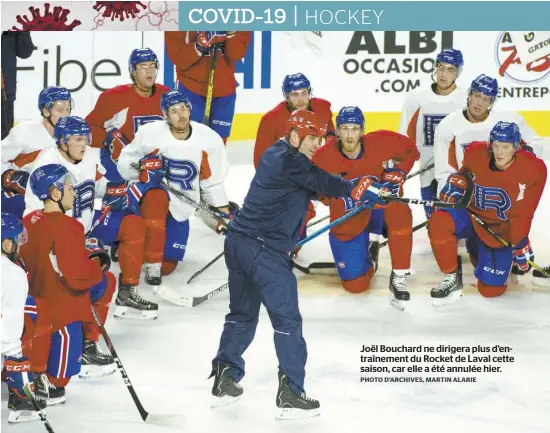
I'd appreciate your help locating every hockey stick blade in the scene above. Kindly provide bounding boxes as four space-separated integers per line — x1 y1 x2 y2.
157 283 229 307
145 412 186 426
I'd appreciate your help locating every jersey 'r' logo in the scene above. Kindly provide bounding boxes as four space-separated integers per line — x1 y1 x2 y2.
133 115 163 133
473 184 512 220
163 157 199 191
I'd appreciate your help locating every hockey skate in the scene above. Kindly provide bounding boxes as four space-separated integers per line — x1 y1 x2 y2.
431 257 463 307
369 239 380 272
78 340 117 379
275 370 320 420
34 373 66 406
532 265 550 287
7 389 46 423
145 262 162 287
114 281 158 320
210 361 243 408
110 242 119 263
389 270 412 311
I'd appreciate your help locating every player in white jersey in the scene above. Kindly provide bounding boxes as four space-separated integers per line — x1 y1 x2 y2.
1 212 47 423
434 73 548 195
399 48 466 218
25 116 152 321
117 90 234 285
1 87 72 218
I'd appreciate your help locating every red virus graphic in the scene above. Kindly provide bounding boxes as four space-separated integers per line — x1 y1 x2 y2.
12 3 81 31
93 2 147 22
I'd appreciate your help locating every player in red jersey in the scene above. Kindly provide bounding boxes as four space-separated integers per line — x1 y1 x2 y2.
428 121 547 305
313 107 420 308
165 31 251 143
86 48 171 169
254 73 334 167
20 164 117 405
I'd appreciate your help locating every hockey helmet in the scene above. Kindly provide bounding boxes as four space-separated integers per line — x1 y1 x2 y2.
282 73 312 98
286 110 327 139
38 86 73 115
30 163 76 201
129 48 159 73
53 116 92 147
336 106 365 130
489 121 522 151
160 90 192 116
1 212 28 246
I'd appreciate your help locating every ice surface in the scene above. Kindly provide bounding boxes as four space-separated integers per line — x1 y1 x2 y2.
2 140 549 433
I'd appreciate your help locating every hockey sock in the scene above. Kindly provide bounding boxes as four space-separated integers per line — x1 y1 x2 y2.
428 211 459 273
117 214 145 286
83 272 116 342
140 189 169 263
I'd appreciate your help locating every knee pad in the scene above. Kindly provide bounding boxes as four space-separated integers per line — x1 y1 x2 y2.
477 280 507 298
342 268 374 294
162 260 178 276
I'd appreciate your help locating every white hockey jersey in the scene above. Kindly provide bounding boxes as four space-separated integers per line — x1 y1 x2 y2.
434 109 547 194
1 255 29 357
1 119 56 174
117 120 229 222
398 85 467 188
24 147 106 233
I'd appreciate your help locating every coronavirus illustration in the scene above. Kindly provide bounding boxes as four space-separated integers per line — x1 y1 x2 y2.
12 3 81 31
93 2 147 22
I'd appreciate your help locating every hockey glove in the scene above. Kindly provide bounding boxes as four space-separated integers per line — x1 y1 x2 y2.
5 355 33 400
195 31 227 55
216 201 240 234
2 169 30 195
86 237 111 272
348 176 389 210
440 173 469 203
139 154 166 185
89 273 108 303
102 182 128 212
512 237 534 273
381 168 406 196
104 128 130 161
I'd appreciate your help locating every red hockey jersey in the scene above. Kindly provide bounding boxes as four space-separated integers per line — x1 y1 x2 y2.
313 131 419 240
19 211 103 332
461 141 547 248
254 98 335 167
86 83 171 149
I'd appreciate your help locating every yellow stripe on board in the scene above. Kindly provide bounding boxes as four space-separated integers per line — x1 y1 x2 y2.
229 111 550 141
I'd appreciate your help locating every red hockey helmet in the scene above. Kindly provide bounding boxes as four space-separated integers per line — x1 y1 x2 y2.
286 110 327 140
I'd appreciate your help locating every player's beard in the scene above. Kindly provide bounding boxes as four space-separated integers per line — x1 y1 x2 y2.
341 138 361 155
170 118 189 137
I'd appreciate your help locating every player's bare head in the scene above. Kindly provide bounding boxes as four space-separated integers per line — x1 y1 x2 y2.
1 212 27 260
287 110 326 159
129 48 159 91
161 90 192 134
336 106 364 153
38 87 73 126
283 73 312 111
54 116 92 164
433 49 463 91
30 164 77 213
489 121 521 169
467 74 498 120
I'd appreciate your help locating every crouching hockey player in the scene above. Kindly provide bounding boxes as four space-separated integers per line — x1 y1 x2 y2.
1 212 47 423
313 106 419 309
428 122 547 305
117 90 233 291
210 110 389 419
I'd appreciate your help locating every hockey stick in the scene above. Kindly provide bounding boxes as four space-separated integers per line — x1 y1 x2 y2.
85 205 112 236
468 212 550 278
23 385 55 433
157 282 228 307
90 306 185 425
293 220 429 274
204 48 218 125
405 161 435 180
187 250 225 284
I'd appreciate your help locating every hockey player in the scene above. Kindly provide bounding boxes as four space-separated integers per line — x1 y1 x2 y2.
428 122 547 304
1 86 72 218
24 116 152 320
313 106 419 307
86 48 170 164
210 110 389 419
117 90 233 284
20 164 118 404
253 73 334 167
434 74 547 196
1 212 47 423
165 31 251 143
399 48 466 218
